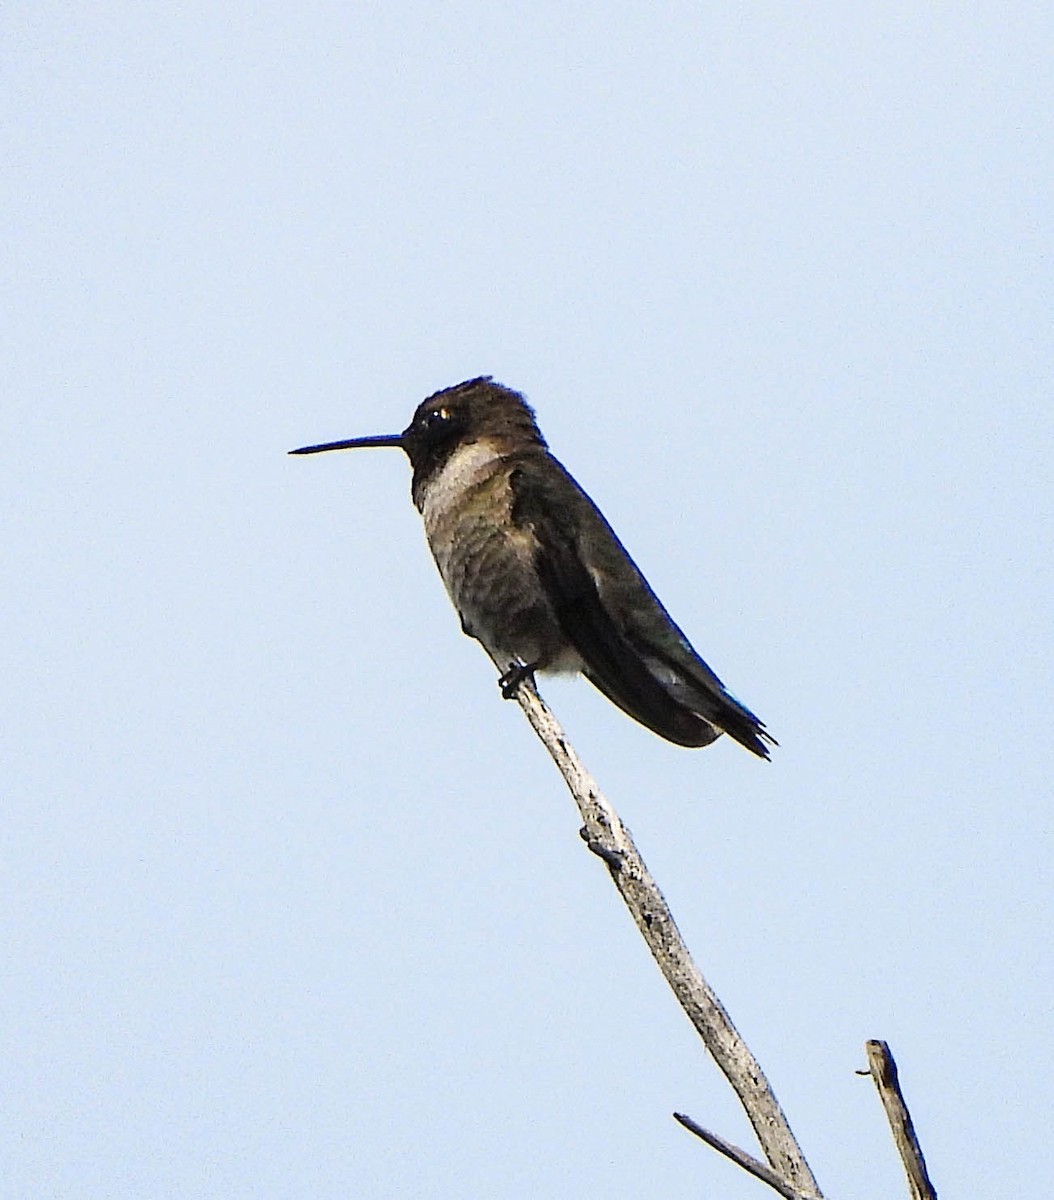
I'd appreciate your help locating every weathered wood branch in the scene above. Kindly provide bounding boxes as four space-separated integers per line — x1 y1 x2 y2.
673 1112 817 1200
497 666 823 1198
863 1039 937 1200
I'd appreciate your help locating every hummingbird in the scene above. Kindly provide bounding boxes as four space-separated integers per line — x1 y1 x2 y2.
290 377 775 758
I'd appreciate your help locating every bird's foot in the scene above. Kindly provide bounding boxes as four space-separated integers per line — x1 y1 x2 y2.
498 660 538 699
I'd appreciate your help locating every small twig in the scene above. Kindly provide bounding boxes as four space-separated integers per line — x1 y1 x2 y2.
579 824 623 869
674 1112 814 1200
863 1040 937 1200
494 663 823 1198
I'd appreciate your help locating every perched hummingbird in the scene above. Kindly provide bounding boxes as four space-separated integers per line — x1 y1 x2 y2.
290 377 774 758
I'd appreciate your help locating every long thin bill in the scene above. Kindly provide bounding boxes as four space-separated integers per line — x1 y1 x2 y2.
288 433 404 455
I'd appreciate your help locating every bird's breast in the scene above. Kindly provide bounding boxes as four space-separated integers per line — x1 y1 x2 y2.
416 441 574 668
420 446 531 614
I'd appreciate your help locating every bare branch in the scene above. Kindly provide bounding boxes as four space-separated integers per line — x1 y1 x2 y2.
498 667 823 1198
863 1040 937 1200
674 1112 815 1200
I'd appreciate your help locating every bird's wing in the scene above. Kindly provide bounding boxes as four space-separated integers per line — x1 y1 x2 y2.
508 457 722 747
509 454 774 756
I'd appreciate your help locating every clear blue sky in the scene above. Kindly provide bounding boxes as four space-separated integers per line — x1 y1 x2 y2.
4 4 1051 1197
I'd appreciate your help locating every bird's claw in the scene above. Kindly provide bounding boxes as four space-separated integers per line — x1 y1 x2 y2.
498 661 536 699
